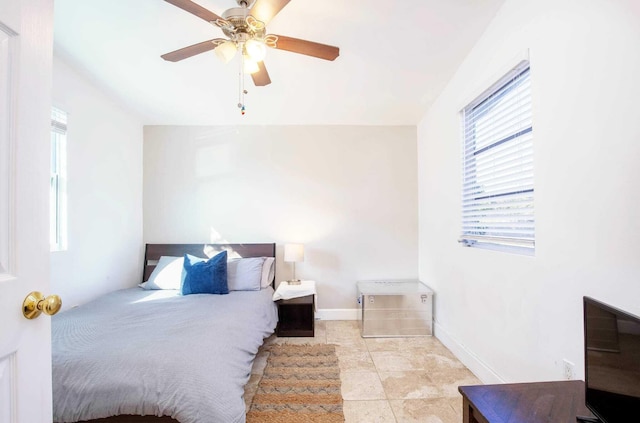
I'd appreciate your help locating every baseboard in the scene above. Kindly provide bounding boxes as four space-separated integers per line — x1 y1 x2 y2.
316 308 359 321
434 321 504 384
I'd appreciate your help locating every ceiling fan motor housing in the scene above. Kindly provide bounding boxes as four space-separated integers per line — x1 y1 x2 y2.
221 7 266 40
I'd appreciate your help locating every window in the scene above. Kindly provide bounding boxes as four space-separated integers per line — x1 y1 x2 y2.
50 107 67 251
460 61 534 254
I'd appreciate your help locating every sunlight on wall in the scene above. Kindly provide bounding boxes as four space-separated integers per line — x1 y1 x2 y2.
203 243 242 259
209 227 230 244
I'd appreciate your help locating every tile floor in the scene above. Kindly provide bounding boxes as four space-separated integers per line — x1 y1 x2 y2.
244 320 482 423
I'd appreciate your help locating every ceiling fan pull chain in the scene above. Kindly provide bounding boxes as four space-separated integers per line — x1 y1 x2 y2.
238 54 247 115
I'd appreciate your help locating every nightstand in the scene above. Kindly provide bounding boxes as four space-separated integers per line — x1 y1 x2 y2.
276 294 315 337
273 280 316 337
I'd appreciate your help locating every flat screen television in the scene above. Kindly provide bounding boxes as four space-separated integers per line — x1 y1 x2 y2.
583 297 640 423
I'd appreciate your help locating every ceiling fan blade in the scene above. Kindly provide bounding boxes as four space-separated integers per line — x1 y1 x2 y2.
250 0 291 25
161 39 224 62
164 0 223 23
270 35 339 61
251 61 272 86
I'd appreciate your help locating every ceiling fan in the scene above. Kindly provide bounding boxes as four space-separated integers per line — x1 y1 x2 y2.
161 0 340 89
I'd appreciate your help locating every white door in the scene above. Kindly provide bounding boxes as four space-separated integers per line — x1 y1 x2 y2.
0 1 55 422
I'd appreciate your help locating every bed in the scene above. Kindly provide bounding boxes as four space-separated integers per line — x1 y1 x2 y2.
52 243 278 423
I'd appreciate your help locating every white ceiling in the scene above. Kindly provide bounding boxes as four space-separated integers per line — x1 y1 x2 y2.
53 0 505 126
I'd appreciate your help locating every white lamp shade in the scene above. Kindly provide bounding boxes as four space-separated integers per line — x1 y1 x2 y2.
243 55 260 74
215 41 237 64
245 39 267 62
284 244 304 263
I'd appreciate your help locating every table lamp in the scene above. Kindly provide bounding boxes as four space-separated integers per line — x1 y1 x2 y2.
284 243 304 285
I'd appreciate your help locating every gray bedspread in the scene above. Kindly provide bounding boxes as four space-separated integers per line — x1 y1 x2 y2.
52 287 277 423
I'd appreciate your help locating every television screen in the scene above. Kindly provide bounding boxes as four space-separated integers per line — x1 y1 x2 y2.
584 297 640 423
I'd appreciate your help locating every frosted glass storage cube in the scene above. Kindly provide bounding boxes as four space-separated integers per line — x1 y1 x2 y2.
357 280 433 337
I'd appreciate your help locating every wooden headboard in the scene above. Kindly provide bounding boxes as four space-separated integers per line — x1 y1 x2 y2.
142 243 276 284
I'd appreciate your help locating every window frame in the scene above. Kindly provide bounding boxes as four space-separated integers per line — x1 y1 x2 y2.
459 61 534 255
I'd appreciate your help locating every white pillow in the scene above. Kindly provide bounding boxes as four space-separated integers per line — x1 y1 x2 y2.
140 255 274 291
260 257 275 288
141 256 184 290
227 257 265 291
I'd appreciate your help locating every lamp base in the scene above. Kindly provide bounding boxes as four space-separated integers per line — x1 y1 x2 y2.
287 280 301 285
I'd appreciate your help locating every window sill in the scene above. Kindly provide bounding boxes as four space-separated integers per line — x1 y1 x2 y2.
460 242 534 257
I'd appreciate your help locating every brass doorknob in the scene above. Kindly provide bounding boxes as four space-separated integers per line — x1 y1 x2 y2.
22 291 62 319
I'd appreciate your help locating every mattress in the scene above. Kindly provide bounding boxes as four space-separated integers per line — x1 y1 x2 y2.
52 287 277 423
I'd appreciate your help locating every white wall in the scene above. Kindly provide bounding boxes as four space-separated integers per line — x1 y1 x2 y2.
51 56 143 309
418 0 640 383
144 125 418 313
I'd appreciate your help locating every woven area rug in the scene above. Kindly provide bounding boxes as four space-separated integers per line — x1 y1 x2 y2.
247 344 344 423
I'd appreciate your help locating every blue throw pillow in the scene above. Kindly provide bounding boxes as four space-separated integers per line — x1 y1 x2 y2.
181 251 228 295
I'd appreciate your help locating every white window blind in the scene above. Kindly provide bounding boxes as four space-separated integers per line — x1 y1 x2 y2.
50 107 67 251
460 62 534 254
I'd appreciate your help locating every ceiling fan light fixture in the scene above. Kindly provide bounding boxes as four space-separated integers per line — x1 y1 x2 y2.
243 55 260 74
215 40 237 64
161 0 340 115
245 38 267 62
